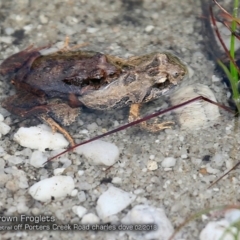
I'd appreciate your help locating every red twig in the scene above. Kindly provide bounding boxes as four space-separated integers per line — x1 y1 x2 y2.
210 2 240 74
44 96 234 164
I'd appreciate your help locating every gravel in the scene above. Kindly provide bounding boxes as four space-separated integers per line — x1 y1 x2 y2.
0 0 239 239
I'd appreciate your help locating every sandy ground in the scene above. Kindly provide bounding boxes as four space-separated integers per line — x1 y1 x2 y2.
0 0 240 239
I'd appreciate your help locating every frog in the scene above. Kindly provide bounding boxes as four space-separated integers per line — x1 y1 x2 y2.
0 43 187 146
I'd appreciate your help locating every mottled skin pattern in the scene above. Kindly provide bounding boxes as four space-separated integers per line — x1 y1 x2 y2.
79 53 187 110
0 45 187 145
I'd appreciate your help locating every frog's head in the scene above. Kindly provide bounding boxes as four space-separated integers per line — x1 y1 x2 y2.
163 52 188 85
141 52 187 94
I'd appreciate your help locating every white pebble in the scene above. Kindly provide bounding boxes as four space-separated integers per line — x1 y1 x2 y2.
122 205 174 240
112 177 122 185
200 208 240 239
16 232 27 238
86 122 98 132
77 170 84 176
19 175 29 189
39 14 48 24
226 125 232 131
96 186 136 219
114 120 119 127
6 156 23 165
53 168 66 176
145 25 154 33
23 24 33 32
17 202 29 214
149 155 155 160
15 15 23 21
32 208 40 215
0 158 5 168
0 36 13 44
78 191 86 202
60 159 72 168
212 75 221 82
7 206 17 214
74 140 119 166
0 114 4 122
200 220 236 240
171 84 220 129
81 213 100 224
134 189 144 195
161 157 176 168
0 172 9 186
86 27 99 33
5 27 14 35
179 136 184 141
30 151 47 168
0 146 5 156
71 189 78 197
206 164 220 174
8 169 29 189
79 129 89 135
0 121 11 136
14 124 69 151
72 206 87 218
226 159 234 169
225 209 240 223
29 176 75 202
147 160 158 171
212 153 224 167
6 180 19 192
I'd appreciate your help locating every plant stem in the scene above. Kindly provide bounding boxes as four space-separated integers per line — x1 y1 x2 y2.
230 0 240 113
230 0 238 78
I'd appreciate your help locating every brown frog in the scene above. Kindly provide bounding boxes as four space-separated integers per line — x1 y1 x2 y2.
0 43 187 146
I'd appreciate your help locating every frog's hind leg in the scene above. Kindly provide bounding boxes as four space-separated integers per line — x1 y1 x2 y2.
1 91 48 118
38 114 75 147
129 103 174 132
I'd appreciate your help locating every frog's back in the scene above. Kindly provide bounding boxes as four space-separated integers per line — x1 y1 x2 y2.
23 51 122 98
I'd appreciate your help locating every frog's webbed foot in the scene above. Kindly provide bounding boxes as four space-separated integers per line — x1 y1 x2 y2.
129 103 174 132
140 120 174 132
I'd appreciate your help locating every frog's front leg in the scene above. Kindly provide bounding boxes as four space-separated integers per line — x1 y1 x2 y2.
37 102 80 146
2 92 79 146
129 103 174 132
39 113 76 146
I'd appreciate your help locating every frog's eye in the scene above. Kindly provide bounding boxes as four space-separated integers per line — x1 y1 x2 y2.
172 72 179 78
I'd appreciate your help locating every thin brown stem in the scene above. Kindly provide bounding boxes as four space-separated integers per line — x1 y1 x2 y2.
210 4 240 74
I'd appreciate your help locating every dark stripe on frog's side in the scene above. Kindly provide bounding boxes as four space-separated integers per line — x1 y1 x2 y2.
24 51 122 97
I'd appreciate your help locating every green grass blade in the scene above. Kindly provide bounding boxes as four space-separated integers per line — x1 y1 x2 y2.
229 0 239 81
217 59 240 113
